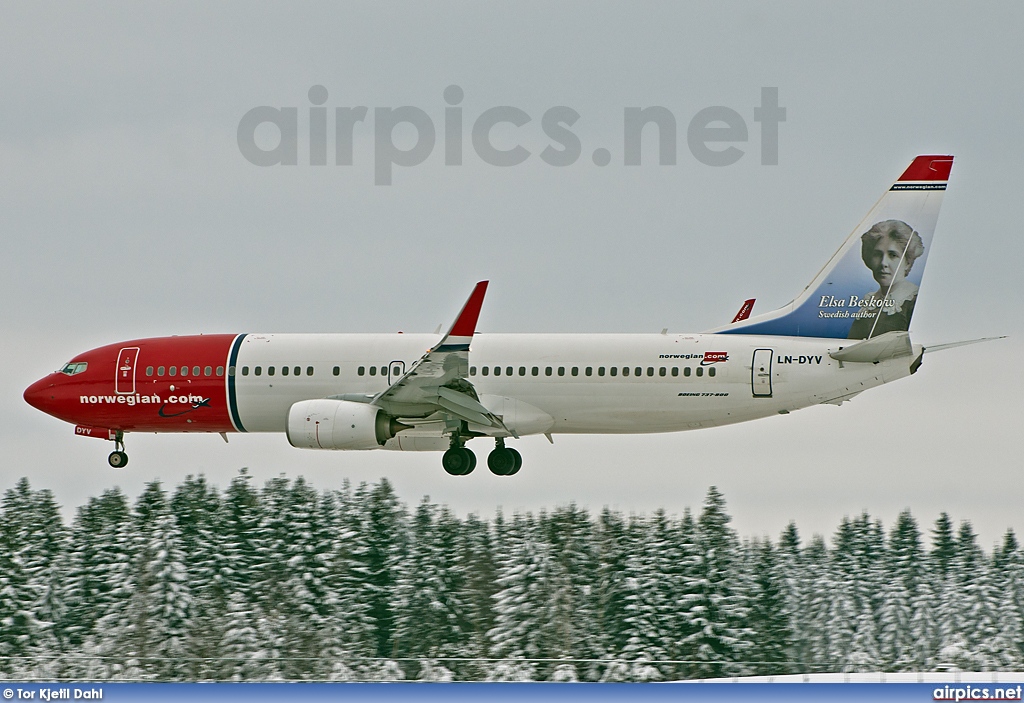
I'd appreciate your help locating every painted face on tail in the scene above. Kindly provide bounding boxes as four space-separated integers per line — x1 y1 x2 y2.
866 234 910 288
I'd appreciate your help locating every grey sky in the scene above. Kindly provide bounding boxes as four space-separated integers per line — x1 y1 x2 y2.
2 2 1021 546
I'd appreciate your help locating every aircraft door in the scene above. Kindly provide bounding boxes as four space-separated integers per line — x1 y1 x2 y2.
751 349 773 398
116 347 141 395
388 360 406 385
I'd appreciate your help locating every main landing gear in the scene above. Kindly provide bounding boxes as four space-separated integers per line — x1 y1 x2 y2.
487 438 522 476
107 431 128 469
442 440 476 476
442 437 522 476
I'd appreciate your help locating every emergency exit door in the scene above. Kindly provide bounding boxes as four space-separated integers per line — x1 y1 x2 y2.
388 360 406 384
751 349 773 397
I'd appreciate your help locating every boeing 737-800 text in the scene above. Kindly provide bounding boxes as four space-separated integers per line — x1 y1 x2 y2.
24 155 996 475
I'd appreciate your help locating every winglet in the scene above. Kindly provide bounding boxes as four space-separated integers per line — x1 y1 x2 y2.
434 281 488 351
732 299 755 323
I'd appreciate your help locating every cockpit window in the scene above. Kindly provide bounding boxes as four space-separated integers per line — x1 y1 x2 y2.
60 362 88 376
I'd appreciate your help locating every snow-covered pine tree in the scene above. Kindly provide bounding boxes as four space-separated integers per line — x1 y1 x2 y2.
932 513 956 582
620 513 670 681
170 474 225 679
543 504 599 677
776 522 806 673
278 477 335 680
391 498 469 675
592 506 630 676
487 512 551 680
60 488 133 678
456 512 497 680
321 483 376 675
679 486 752 679
799 535 831 673
126 481 192 680
0 479 67 678
747 538 793 675
360 479 408 661
908 567 940 671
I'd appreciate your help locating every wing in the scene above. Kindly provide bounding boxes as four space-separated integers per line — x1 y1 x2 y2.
371 281 510 434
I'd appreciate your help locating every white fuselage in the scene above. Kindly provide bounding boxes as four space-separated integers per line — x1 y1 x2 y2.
232 332 916 440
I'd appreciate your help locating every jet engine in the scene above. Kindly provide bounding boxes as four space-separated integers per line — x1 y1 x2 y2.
286 399 408 450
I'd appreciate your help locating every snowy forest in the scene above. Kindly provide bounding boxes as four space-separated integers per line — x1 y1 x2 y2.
1 472 1022 682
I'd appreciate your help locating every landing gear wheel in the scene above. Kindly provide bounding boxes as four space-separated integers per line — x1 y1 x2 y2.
487 447 517 476
108 451 128 469
507 447 522 475
442 447 476 476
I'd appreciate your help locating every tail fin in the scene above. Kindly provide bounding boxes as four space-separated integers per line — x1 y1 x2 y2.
714 155 953 339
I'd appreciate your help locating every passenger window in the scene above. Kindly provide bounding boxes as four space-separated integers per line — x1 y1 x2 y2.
545 367 552 376
506 367 513 376
227 366 235 377
709 367 716 377
558 367 565 376
494 366 501 376
571 367 578 376
145 366 153 376
646 367 654 377
254 366 262 376
193 366 201 376
598 367 605 376
531 367 539 376
585 367 592 376
470 366 477 376
369 366 377 376
268 366 275 376
333 366 340 376
482 366 489 376
308 367 314 376
622 367 629 377
610 367 618 377
282 366 289 376
241 367 248 376
204 366 212 377
381 366 387 376
216 366 224 377
391 366 399 377
358 366 365 376
179 367 187 378
635 367 642 377
659 367 666 377
683 367 690 377
519 367 526 376
696 367 703 377
296 367 302 376
672 367 679 377
157 366 165 376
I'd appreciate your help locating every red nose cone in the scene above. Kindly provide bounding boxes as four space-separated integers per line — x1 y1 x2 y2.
24 377 56 414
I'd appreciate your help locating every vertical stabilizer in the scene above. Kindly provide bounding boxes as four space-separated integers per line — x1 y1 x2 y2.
713 155 953 339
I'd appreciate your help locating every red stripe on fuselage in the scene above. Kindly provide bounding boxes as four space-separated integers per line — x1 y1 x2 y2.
28 335 238 433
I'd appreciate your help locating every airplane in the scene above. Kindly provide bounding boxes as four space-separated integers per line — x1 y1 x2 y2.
23 155 1001 476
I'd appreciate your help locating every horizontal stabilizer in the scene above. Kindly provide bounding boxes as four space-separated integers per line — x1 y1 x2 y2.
829 331 913 363
924 336 1007 354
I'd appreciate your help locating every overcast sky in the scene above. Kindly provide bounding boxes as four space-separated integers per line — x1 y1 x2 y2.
2 2 1021 547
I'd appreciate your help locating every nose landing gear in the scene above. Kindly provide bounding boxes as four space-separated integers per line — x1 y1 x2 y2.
107 431 128 469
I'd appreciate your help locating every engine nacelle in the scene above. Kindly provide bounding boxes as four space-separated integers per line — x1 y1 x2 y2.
286 399 406 450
